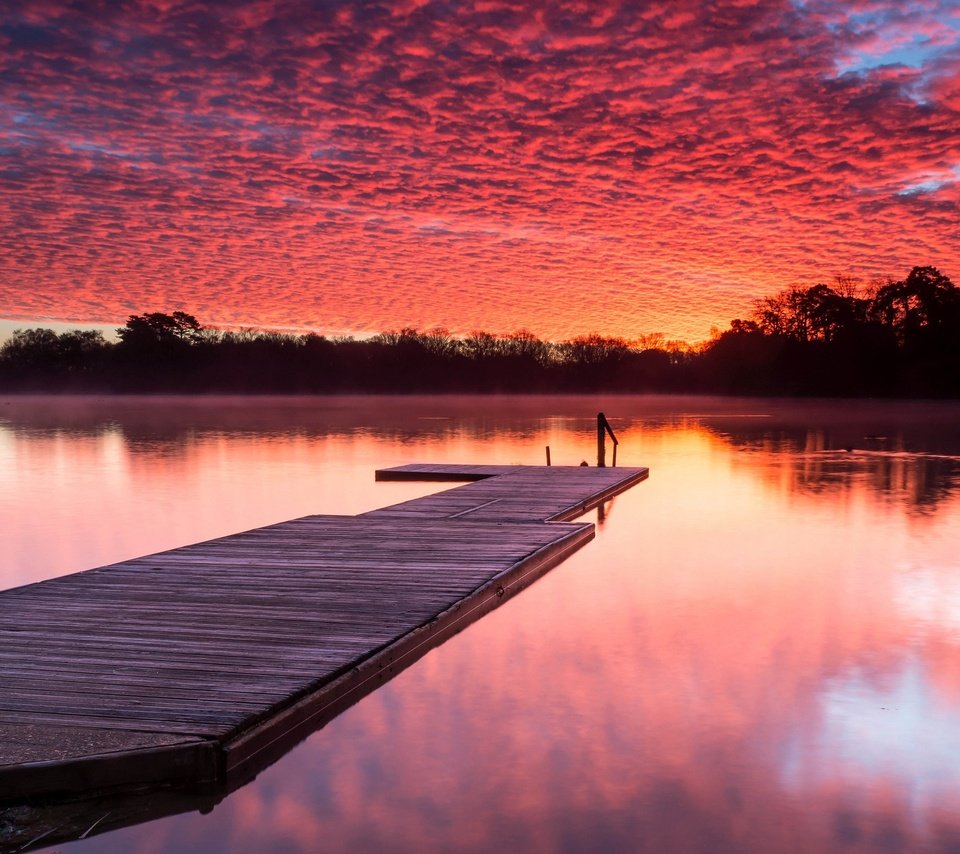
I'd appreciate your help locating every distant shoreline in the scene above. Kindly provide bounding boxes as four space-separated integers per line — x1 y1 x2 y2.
4 267 960 398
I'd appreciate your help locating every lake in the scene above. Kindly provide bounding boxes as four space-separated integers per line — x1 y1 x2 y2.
3 394 960 853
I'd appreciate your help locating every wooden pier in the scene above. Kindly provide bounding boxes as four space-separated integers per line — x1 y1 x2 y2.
0 463 647 807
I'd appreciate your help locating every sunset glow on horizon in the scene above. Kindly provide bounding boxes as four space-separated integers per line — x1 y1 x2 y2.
2 1 959 343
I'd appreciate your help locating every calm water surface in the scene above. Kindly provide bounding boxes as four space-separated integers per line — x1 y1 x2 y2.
3 395 960 853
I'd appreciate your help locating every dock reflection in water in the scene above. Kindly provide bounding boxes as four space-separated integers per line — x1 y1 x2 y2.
2 395 960 853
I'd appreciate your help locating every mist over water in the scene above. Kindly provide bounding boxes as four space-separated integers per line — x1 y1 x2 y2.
3 395 960 853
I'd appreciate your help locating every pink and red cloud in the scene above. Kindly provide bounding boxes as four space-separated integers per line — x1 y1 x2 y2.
1 0 958 341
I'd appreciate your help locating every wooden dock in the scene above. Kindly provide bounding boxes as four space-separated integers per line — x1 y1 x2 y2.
0 463 647 808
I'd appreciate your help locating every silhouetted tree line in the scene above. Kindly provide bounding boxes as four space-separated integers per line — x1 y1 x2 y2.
0 312 694 393
2 267 958 396
702 266 960 396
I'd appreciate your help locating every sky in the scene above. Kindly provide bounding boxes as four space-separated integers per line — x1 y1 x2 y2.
1 1 959 344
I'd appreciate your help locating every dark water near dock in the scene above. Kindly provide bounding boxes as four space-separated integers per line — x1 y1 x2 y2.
3 395 960 853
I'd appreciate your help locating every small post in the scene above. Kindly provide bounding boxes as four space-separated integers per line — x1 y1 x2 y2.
597 412 619 468
545 445 551 466
597 412 606 467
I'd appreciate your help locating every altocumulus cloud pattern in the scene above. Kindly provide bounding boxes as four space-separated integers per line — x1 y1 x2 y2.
1 0 958 341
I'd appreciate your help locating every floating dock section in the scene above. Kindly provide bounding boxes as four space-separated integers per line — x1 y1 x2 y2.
0 463 647 805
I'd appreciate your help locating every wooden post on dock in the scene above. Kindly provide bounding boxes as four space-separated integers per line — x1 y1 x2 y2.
597 412 619 468
545 445 551 466
597 413 606 467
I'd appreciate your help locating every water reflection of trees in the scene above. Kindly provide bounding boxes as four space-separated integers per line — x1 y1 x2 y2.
4 395 960 512
0 395 591 445
701 416 960 513
790 447 960 514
